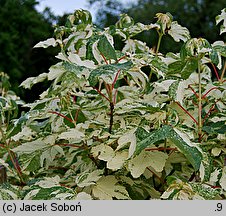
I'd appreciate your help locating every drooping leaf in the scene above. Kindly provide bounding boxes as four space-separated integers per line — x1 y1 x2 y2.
168 21 190 42
97 35 117 61
34 38 59 48
216 8 226 35
135 125 202 171
20 73 48 89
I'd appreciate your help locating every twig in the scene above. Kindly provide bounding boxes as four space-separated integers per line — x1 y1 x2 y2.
147 167 165 185
100 52 108 65
175 102 198 125
55 143 82 148
112 69 121 89
93 87 110 102
74 109 80 122
202 99 220 124
202 87 218 99
48 111 74 123
116 55 126 63
109 102 114 134
188 84 199 98
220 62 226 82
145 147 177 151
211 62 220 82
113 89 118 105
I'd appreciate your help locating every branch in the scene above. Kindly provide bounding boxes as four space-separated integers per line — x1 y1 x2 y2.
116 55 127 63
48 111 74 123
145 147 177 151
202 87 218 99
147 167 165 185
202 99 220 124
211 62 220 81
112 69 121 89
100 52 108 65
93 87 110 102
55 143 82 148
109 102 114 134
113 89 118 105
175 102 198 125
188 84 199 98
74 109 80 122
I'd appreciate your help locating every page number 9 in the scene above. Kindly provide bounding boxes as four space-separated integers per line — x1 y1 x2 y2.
215 203 222 211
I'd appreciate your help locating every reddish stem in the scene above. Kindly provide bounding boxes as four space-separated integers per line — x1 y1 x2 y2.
116 55 127 63
100 52 108 65
113 89 118 105
93 86 110 102
74 109 80 122
202 99 220 124
191 99 198 107
145 147 177 151
112 69 121 89
48 111 74 123
147 167 165 185
175 102 198 125
211 63 220 81
0 144 5 148
202 87 218 99
188 85 199 98
55 143 82 148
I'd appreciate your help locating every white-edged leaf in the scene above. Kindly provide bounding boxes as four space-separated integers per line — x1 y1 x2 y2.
13 138 48 154
68 53 96 69
20 73 48 89
75 192 92 200
107 151 128 171
48 63 65 80
91 144 114 161
168 21 190 42
76 169 103 187
216 8 226 34
58 128 85 140
23 189 40 200
220 166 226 190
128 151 168 178
34 38 59 48
92 176 129 200
35 176 61 188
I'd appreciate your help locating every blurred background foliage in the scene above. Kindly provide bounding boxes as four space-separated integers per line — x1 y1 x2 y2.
0 0 225 102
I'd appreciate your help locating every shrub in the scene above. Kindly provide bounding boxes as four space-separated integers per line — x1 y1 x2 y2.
0 9 225 200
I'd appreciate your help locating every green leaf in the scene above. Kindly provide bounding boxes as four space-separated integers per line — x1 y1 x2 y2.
26 154 41 172
97 35 117 61
168 57 198 79
135 125 202 171
88 61 132 87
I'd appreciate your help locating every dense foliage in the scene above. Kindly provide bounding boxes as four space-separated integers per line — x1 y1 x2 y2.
0 8 225 200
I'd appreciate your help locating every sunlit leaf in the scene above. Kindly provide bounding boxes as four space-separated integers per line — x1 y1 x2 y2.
168 21 190 42
128 151 168 178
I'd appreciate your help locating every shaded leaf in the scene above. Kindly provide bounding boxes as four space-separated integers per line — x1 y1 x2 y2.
97 35 117 61
135 125 202 171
